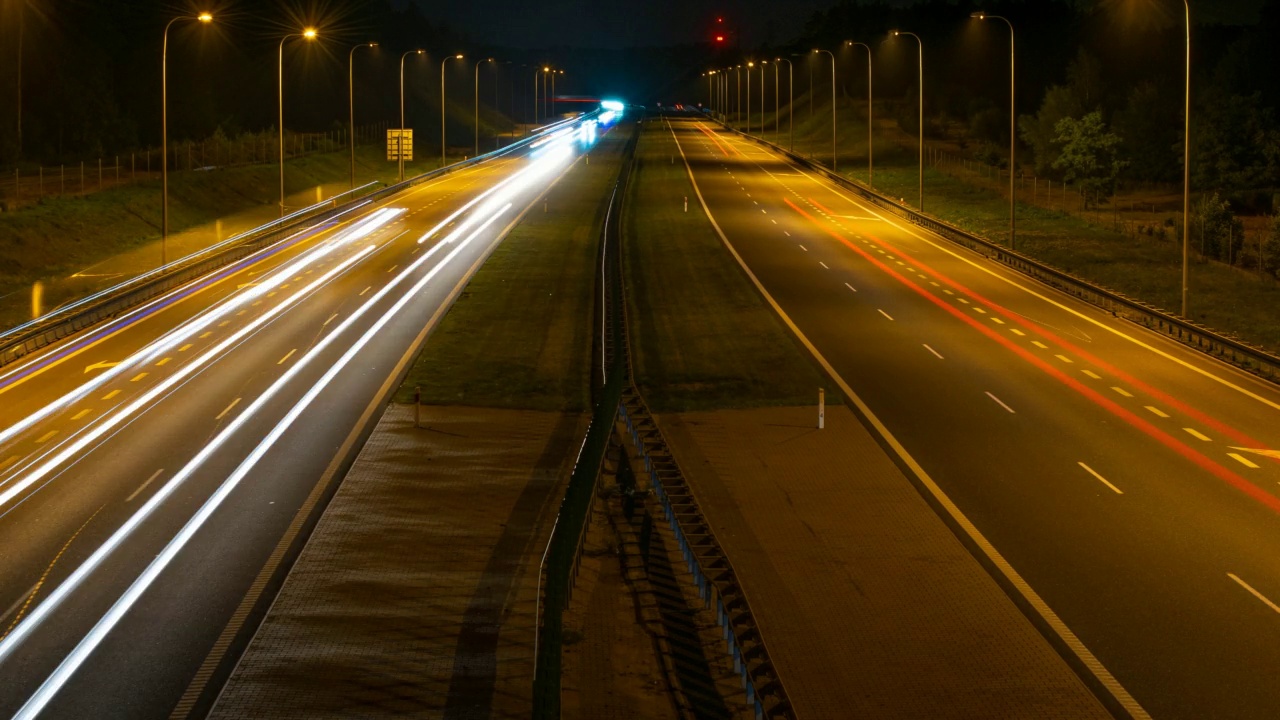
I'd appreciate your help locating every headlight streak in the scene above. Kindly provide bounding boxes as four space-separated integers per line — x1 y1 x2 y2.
11 205 515 720
0 209 405 466
0 238 387 512
1 119 583 715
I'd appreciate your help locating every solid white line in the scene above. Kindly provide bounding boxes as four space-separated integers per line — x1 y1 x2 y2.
923 344 944 359
844 283 857 293
125 469 164 503
985 391 1016 413
668 120 1149 720
215 398 241 421
1078 462 1123 494
1228 573 1280 614
878 309 894 321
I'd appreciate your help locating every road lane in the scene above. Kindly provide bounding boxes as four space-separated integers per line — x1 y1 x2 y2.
0 113 621 718
668 117 1280 720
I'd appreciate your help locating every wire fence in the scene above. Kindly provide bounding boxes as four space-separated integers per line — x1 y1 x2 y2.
0 122 391 207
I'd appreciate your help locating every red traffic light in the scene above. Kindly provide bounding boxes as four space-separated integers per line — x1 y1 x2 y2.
715 34 725 42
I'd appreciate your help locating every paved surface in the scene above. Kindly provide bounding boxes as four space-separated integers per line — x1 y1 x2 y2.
661 405 1111 719
0 114 611 719
209 404 583 719
668 118 1280 719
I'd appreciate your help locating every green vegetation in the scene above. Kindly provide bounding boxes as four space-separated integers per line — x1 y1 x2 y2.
395 129 628 411
0 145 449 322
623 117 836 412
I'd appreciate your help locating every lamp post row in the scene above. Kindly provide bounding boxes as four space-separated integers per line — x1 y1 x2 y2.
161 16 553 264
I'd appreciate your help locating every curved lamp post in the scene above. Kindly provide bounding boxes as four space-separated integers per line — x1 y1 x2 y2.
348 42 377 190
442 53 463 167
399 49 423 183
162 11 213 265
892 30 923 210
475 57 494 156
279 28 318 218
812 48 836 171
1181 0 1192 317
844 41 874 187
972 12 1016 249
774 58 794 152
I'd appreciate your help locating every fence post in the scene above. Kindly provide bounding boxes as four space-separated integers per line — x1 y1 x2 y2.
80 161 85 193
60 164 65 195
115 156 119 184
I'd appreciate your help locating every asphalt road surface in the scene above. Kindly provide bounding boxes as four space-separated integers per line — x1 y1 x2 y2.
668 117 1280 720
0 111 619 719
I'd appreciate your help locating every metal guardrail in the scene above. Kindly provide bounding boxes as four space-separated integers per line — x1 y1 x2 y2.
708 118 1280 384
0 112 592 371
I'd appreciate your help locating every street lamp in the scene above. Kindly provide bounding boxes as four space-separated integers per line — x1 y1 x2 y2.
1181 0 1192 317
812 49 837 171
704 72 714 115
475 57 494 156
532 68 541 124
399 49 424 183
760 61 768 140
844 41 874 187
552 69 564 118
161 11 213 266
972 12 1016 249
746 61 753 135
542 66 551 122
349 42 377 190
278 27 318 218
735 65 742 129
775 58 794 152
892 31 923 210
442 53 463 168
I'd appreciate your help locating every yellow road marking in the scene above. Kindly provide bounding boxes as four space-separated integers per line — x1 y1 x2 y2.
71 409 93 421
218 321 231 327
1183 428 1211 442
102 389 121 400
179 344 193 352
991 317 1005 324
1009 328 1025 336
1111 387 1133 397
277 349 297 365
155 357 172 366
1228 573 1280 613
1145 405 1169 418
216 397 241 421
1031 341 1048 349
198 331 213 339
1228 453 1260 469
0 455 17 471
1055 354 1073 364
1082 370 1101 379
36 430 57 443
1078 462 1123 495
130 372 148 382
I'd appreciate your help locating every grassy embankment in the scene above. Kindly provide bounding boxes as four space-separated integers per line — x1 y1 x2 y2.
0 145 448 305
394 125 630 412
623 116 835 412
735 93 1280 353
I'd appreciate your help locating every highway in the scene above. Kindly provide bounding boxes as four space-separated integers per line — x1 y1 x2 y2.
0 111 618 719
668 117 1280 720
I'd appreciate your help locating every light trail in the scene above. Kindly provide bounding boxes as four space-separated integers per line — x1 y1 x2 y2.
0 122 583 715
0 209 404 471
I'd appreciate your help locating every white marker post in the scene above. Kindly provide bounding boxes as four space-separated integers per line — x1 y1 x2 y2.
414 386 421 429
684 196 688 212
818 388 825 429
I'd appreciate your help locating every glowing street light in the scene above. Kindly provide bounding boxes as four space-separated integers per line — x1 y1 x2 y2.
399 49 424 183
891 30 923 210
972 12 1016 248
161 11 214 266
442 53 463 167
746 61 753 135
844 41 874 186
475 57 494 156
349 42 377 190
278 28 319 217
812 48 837 171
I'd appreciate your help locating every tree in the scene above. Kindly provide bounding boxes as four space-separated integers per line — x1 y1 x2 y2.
1264 214 1280 278
1188 192 1245 264
1113 82 1180 183
1018 49 1103 176
1052 111 1127 207
1191 89 1280 192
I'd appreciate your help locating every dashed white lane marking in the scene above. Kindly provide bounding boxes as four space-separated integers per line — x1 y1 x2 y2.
1078 462 1123 494
277 348 298 365
799 245 808 252
1183 428 1212 442
216 397 241 421
1144 405 1169 418
819 262 829 269
923 344 944 359
991 317 1005 325
985 392 1016 414
1228 453 1261 469
1082 370 1101 379
771 219 777 224
126 469 165 503
878 309 894 321
784 231 791 237
844 283 857 293
958 298 970 304
1228 573 1280 613
1112 387 1134 397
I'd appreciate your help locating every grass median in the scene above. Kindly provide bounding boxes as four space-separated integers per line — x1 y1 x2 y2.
395 124 631 412
623 116 835 413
